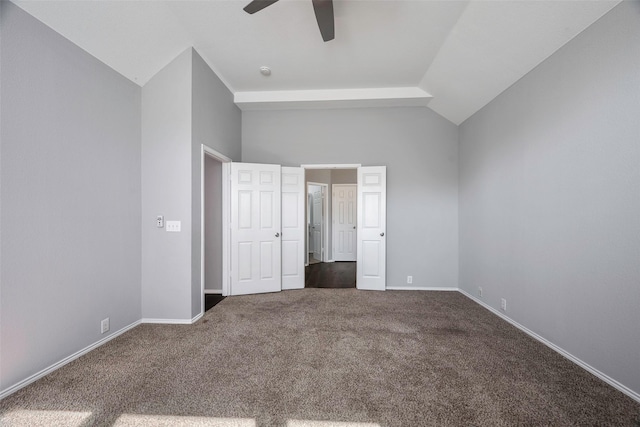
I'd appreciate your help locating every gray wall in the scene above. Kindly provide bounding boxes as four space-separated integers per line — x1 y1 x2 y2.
142 48 241 320
0 1 141 391
191 51 241 315
459 1 640 396
332 169 357 184
141 48 193 321
204 156 223 292
243 107 459 289
191 51 242 162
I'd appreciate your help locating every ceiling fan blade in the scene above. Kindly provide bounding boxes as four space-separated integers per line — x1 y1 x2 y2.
312 0 335 42
243 0 279 14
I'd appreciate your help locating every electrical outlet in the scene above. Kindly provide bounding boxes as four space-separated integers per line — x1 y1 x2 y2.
407 276 413 284
478 287 483 297
501 298 507 312
101 318 110 334
156 215 164 228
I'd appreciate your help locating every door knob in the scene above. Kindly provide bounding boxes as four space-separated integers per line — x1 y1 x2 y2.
353 226 356 229
380 232 385 237
275 232 280 237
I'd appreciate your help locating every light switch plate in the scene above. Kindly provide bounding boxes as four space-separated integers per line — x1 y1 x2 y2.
166 221 181 232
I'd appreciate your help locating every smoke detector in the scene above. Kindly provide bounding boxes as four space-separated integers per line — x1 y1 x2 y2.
260 66 271 76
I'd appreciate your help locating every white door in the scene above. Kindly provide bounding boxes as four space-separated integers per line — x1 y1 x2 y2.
281 167 305 290
230 163 281 295
357 166 386 291
311 186 323 261
333 184 357 261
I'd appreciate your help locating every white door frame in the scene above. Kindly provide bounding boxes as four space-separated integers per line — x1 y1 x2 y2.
306 181 329 263
200 145 232 309
302 164 362 170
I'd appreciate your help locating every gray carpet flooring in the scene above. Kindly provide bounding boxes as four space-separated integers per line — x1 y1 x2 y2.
1 290 639 426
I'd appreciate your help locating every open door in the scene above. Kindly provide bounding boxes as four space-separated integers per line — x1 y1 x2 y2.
357 166 386 291
281 167 305 290
230 163 281 295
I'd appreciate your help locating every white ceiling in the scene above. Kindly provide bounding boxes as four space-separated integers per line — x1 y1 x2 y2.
12 0 620 124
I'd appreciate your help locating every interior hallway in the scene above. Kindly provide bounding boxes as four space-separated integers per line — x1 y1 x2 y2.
305 262 356 289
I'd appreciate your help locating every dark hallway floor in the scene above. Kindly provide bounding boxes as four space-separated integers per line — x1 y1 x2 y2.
305 261 356 288
204 294 225 312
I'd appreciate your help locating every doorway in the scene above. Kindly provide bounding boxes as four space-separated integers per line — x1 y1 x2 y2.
307 182 327 265
201 145 231 310
305 261 356 288
304 167 358 288
222 162 387 295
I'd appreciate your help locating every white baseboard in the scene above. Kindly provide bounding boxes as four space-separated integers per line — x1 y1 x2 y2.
141 312 203 324
0 319 141 400
141 318 193 325
386 286 458 291
204 289 222 295
457 289 640 404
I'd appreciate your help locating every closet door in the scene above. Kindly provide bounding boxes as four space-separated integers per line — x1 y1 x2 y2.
230 163 281 295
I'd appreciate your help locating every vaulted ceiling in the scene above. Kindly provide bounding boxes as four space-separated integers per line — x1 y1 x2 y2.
12 0 620 124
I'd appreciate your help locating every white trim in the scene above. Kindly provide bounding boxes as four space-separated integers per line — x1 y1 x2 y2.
141 318 193 325
222 162 230 297
302 164 361 170
387 286 458 291
0 320 141 400
202 144 232 163
204 289 223 295
458 289 640 404
200 145 205 315
234 87 432 111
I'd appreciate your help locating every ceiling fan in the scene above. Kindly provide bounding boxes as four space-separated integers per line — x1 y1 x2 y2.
243 0 335 42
